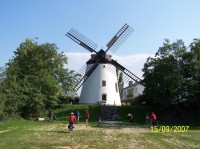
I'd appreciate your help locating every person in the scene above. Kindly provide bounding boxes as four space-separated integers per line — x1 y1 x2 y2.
127 113 133 124
84 109 90 126
48 110 53 122
75 111 80 123
145 112 150 124
111 109 115 120
68 112 76 131
150 112 157 125
52 113 56 121
97 116 102 126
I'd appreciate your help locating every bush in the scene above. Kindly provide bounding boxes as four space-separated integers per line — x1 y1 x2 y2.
121 97 134 106
131 95 144 105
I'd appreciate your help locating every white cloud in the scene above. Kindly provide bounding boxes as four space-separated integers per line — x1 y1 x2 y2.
64 52 90 72
112 54 153 78
64 52 153 78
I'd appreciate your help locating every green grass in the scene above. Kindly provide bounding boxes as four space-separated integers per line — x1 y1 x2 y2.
55 104 101 122
0 104 199 149
54 104 161 124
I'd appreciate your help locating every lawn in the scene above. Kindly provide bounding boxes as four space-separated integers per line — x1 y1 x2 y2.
0 104 199 149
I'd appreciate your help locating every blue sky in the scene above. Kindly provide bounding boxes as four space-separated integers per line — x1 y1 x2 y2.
1 0 200 73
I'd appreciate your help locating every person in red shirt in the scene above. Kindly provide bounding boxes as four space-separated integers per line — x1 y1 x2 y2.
68 112 76 130
150 112 157 125
84 110 90 126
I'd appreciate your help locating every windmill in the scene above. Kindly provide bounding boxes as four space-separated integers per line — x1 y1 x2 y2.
66 23 141 106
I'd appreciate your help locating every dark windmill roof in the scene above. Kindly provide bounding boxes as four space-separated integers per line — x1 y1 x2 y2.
86 49 112 64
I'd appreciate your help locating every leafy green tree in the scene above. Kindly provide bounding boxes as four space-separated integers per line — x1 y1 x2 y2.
116 68 124 99
0 67 6 83
142 39 188 106
1 39 77 118
185 39 200 106
118 72 124 99
0 67 6 118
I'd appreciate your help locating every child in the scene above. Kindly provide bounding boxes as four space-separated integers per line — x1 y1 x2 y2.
68 112 76 131
84 110 90 126
145 113 150 124
75 111 80 123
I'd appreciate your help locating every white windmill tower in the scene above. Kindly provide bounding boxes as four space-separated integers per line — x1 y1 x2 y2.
66 24 141 106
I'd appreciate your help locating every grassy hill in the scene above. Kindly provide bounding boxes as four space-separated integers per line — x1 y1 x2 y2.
53 104 161 124
0 104 199 149
52 104 200 127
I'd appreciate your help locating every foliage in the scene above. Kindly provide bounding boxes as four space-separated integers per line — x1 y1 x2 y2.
0 39 78 119
0 67 6 119
186 39 200 106
131 95 145 105
0 67 6 83
58 96 79 104
141 39 200 108
117 71 124 98
121 95 145 106
121 97 133 106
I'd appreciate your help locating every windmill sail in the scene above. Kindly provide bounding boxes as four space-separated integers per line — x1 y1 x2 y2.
109 60 141 84
74 58 100 90
66 28 98 53
106 23 133 53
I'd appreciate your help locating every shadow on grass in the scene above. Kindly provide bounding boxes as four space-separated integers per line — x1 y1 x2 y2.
49 130 68 133
91 122 151 129
35 129 68 134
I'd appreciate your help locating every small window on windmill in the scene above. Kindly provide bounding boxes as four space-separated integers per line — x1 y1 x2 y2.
103 65 106 68
115 83 118 92
102 80 106 86
102 94 107 101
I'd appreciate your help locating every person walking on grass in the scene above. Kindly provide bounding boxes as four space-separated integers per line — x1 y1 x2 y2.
75 111 80 123
68 112 76 132
84 109 90 126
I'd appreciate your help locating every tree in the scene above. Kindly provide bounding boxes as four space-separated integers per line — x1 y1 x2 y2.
185 39 200 106
0 67 6 119
142 39 188 106
0 67 6 83
118 71 124 99
1 39 77 118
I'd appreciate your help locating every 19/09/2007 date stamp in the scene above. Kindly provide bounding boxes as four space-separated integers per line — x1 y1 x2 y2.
151 126 189 132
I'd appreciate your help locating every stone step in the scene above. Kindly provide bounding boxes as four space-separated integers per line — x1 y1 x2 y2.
100 105 120 121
